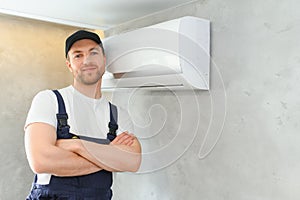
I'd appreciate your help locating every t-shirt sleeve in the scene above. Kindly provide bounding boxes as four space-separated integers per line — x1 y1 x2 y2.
117 106 134 134
24 90 57 130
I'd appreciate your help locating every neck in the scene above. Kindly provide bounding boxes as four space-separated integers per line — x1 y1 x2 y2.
73 80 102 99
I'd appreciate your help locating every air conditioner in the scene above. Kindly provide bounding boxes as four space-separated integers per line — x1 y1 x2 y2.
102 16 210 90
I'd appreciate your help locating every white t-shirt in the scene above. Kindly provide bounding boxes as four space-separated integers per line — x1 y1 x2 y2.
25 85 133 184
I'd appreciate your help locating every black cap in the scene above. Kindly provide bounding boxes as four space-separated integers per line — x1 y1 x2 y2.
65 30 102 58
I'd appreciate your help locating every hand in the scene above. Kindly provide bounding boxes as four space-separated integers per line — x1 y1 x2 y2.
110 132 136 146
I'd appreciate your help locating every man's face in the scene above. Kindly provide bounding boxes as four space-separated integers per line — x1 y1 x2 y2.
66 39 106 85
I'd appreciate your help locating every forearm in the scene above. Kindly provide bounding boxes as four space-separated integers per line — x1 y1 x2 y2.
55 132 142 172
79 140 141 172
28 144 102 176
25 123 102 177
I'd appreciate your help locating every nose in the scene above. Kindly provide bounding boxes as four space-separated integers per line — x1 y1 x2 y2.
83 54 93 65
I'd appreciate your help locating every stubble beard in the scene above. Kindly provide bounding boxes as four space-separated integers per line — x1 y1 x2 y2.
77 68 104 85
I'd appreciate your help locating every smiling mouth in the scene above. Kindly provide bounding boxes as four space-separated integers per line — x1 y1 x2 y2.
82 67 96 71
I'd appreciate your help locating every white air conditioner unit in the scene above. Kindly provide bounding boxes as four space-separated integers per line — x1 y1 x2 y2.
102 16 210 90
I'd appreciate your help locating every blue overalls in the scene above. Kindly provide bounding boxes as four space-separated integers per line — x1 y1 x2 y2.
26 90 118 200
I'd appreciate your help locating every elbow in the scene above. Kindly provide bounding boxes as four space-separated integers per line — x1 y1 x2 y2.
128 153 142 172
114 152 141 172
130 143 142 172
129 165 140 173
29 159 46 174
27 154 49 174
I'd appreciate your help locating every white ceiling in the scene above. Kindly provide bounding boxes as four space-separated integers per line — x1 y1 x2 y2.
0 0 196 30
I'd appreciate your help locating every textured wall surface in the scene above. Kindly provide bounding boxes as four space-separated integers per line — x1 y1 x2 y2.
106 0 300 199
1 0 300 199
0 15 75 199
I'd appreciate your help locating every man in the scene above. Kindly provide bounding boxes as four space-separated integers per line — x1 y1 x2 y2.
24 30 141 199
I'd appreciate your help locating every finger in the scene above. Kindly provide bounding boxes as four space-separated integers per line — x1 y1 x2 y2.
123 139 134 146
116 134 131 144
122 133 135 142
112 131 128 143
121 136 132 145
129 133 136 139
111 131 136 145
119 135 136 145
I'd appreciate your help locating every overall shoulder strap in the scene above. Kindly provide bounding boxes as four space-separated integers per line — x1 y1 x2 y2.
52 90 72 139
107 102 118 141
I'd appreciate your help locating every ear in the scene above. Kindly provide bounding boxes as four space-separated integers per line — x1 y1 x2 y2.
66 60 73 73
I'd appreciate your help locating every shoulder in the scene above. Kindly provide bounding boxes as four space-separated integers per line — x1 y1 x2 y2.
33 86 73 104
32 90 56 105
25 90 58 130
113 104 134 133
117 105 130 118
57 85 73 95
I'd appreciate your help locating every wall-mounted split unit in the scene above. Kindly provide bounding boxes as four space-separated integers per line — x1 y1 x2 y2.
102 16 210 90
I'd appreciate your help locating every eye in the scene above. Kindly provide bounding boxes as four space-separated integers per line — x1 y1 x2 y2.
74 54 82 59
90 51 99 55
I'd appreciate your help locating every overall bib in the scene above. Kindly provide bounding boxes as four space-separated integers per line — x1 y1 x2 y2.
26 90 118 200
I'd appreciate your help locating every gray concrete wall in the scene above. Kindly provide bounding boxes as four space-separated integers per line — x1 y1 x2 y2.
106 0 300 199
0 15 75 199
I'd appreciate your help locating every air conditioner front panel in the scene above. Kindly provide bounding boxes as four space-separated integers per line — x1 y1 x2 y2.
102 16 210 90
106 49 182 75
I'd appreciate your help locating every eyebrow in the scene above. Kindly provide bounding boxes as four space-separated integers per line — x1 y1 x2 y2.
71 46 101 54
89 47 101 52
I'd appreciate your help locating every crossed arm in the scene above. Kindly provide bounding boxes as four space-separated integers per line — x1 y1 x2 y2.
24 122 141 177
